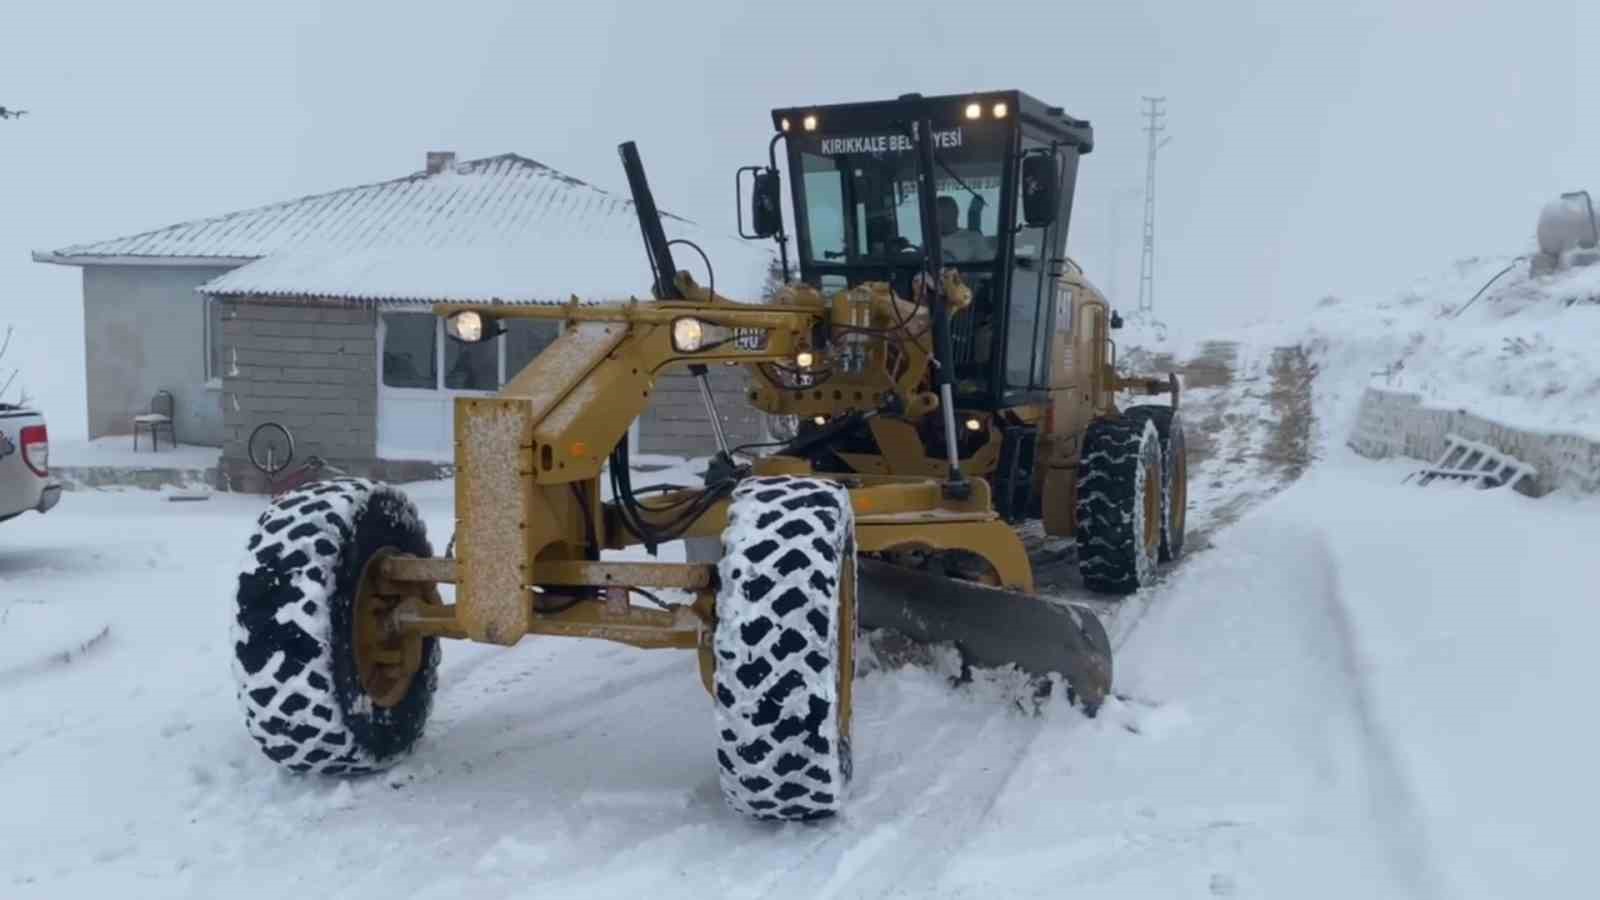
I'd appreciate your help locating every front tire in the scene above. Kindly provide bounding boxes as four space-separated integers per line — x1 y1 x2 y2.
713 476 856 821
1122 405 1188 562
232 478 439 775
1076 417 1164 595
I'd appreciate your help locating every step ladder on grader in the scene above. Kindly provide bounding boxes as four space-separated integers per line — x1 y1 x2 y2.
228 90 1190 822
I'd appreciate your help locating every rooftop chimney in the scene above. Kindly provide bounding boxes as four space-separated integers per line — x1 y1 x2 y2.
425 151 457 175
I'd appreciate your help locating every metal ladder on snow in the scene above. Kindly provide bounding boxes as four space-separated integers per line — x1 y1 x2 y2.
1406 434 1537 491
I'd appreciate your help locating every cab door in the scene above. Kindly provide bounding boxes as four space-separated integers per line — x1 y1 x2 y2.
999 133 1065 403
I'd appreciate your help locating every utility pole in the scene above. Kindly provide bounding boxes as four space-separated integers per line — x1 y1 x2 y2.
1138 97 1171 316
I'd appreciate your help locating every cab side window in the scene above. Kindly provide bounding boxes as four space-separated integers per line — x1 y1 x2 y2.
1003 136 1058 392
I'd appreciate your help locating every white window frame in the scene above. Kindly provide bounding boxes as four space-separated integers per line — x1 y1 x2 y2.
378 310 504 395
203 296 226 386
374 310 635 454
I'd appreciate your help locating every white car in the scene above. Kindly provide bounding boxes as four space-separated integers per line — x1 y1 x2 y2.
0 406 61 522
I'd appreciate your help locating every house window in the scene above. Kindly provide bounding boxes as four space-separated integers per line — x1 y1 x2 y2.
504 319 559 380
205 297 227 381
381 311 559 390
381 313 439 389
444 336 498 391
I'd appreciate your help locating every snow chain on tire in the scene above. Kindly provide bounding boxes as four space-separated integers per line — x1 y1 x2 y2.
232 478 439 775
713 476 856 821
1121 405 1188 562
1075 417 1164 595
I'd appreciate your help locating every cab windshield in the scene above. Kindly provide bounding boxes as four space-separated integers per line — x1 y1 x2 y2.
792 124 1007 270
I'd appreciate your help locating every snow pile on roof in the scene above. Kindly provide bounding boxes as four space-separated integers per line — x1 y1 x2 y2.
201 234 772 305
1233 256 1600 444
37 155 674 261
34 152 775 303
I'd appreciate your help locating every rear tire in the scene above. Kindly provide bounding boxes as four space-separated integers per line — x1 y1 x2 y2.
713 476 856 821
1075 417 1164 595
1122 405 1188 562
232 478 439 775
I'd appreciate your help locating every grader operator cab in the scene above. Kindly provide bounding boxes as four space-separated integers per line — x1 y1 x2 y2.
229 90 1187 823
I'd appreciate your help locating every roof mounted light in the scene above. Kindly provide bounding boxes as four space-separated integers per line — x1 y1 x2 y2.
965 102 982 120
992 101 1009 119
780 117 791 132
802 114 818 131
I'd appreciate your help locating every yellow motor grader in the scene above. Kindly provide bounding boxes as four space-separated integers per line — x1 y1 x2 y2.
230 90 1186 822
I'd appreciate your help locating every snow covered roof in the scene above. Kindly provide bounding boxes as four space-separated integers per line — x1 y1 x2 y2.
200 237 770 306
33 153 774 304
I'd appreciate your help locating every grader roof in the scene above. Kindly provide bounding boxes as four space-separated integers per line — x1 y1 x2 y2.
770 89 1094 151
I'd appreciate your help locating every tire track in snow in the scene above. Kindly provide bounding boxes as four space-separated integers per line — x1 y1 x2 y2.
714 676 1059 900
1305 531 1445 900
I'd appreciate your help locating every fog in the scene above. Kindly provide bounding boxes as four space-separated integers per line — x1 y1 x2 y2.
2 0 1589 438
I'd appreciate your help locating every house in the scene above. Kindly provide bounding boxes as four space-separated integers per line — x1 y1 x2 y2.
34 152 776 491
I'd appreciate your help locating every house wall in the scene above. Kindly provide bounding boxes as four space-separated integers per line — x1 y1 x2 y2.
81 265 238 444
640 365 770 457
215 297 771 492
219 299 383 493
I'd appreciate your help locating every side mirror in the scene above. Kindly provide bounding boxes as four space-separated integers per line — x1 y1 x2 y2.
1021 153 1059 228
749 170 783 239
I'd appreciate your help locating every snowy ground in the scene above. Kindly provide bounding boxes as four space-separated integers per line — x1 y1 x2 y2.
53 438 220 470
5 447 1595 897
5 262 1598 896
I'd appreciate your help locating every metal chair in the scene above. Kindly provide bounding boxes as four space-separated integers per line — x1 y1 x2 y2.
133 389 176 451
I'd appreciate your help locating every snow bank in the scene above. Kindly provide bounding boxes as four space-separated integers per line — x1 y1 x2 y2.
1290 257 1600 445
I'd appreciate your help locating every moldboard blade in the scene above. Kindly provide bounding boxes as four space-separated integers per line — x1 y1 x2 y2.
856 558 1113 713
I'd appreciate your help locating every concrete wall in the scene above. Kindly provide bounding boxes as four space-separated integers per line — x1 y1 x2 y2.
219 299 380 493
1348 386 1600 495
82 264 238 445
640 365 770 456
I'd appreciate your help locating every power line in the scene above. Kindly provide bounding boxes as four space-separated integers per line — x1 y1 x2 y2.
1138 97 1171 315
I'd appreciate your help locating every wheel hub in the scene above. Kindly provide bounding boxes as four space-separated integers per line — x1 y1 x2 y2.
353 548 436 707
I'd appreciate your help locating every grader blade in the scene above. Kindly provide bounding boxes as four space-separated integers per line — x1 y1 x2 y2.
857 558 1113 713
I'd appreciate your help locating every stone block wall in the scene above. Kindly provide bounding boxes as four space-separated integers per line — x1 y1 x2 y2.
1348 387 1600 495
640 364 770 457
218 298 380 493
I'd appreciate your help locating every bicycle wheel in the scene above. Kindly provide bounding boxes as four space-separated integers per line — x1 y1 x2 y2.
248 422 295 475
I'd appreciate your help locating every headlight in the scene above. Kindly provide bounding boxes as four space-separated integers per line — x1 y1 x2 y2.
672 318 705 352
446 310 487 342
670 318 770 353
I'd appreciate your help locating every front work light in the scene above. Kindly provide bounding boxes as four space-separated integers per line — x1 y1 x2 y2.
446 310 488 342
672 317 705 352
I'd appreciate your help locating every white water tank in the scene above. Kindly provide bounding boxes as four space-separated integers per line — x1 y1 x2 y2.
1536 192 1598 257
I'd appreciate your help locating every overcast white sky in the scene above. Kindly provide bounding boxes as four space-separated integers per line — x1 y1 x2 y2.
2 0 1592 437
